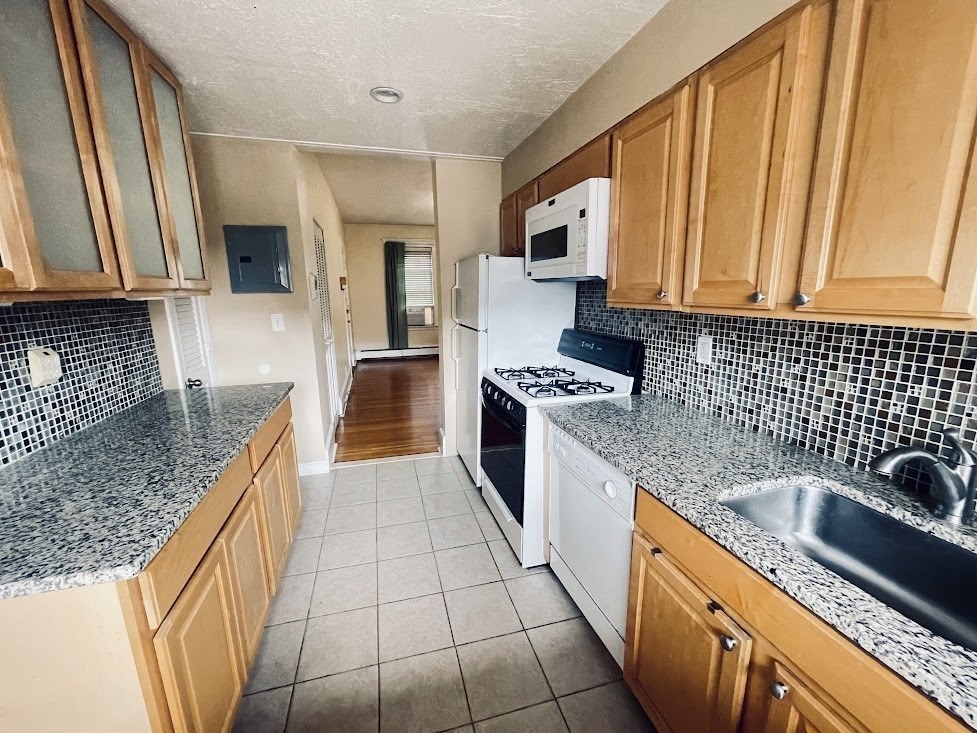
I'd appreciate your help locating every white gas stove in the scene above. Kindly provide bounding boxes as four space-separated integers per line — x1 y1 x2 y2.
478 330 644 568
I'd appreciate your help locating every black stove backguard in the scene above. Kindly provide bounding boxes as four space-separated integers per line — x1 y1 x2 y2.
557 329 645 394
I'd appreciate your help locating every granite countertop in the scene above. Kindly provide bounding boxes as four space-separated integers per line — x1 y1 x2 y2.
0 383 293 600
542 396 977 729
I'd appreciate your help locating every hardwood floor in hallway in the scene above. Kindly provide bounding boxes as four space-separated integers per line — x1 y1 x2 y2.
335 356 441 462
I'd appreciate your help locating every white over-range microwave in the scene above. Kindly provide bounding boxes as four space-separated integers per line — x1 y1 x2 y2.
525 177 610 281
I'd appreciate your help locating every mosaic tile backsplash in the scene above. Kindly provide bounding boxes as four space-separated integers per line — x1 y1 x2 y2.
0 300 162 465
576 281 977 489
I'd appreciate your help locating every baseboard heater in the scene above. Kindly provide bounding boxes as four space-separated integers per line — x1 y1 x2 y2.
356 347 439 360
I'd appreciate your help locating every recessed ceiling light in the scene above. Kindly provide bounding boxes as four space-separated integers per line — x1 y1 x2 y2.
370 86 404 104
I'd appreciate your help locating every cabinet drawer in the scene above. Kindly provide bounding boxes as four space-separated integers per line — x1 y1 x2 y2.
139 451 251 629
247 398 292 473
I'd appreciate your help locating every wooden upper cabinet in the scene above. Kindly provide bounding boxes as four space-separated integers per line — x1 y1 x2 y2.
154 541 244 733
625 532 753 733
513 181 539 258
0 0 121 292
500 193 518 257
607 82 695 308
142 50 210 291
538 133 611 200
69 0 181 291
684 0 830 311
797 0 977 319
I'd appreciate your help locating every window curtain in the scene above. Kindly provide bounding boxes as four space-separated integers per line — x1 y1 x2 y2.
384 241 409 349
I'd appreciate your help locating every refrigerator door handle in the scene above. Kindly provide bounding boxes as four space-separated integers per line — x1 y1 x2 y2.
451 325 461 383
451 284 460 322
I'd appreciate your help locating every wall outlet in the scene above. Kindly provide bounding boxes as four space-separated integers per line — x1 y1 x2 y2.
696 335 714 365
271 313 285 332
27 347 62 387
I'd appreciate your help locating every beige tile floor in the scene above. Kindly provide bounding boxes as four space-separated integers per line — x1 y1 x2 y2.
233 455 654 733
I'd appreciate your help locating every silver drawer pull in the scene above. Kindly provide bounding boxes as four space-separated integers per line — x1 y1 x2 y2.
656 289 667 300
719 635 737 652
749 291 766 304
770 681 789 700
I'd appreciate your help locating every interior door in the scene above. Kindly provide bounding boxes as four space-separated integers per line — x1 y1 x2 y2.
797 0 977 318
168 296 215 389
455 326 484 485
683 1 830 310
313 219 342 422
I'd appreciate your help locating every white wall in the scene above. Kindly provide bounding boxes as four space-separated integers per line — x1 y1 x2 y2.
431 158 501 455
344 223 438 352
501 0 797 194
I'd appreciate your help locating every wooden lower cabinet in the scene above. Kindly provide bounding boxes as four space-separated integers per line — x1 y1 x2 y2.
626 490 968 733
625 532 752 733
153 541 243 733
221 486 271 666
744 651 863 733
254 444 292 589
278 423 302 532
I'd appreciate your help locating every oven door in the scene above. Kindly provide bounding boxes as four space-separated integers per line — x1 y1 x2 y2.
479 396 526 525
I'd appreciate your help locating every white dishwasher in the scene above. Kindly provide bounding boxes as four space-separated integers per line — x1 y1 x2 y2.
548 425 636 666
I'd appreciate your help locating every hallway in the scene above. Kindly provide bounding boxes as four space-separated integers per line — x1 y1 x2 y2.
335 357 441 462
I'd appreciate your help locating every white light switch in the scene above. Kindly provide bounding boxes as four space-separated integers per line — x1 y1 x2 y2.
271 313 285 332
696 335 714 365
27 347 63 387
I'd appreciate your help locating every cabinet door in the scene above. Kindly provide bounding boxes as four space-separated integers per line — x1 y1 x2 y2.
684 1 830 310
797 0 977 319
254 446 291 591
750 661 862 733
222 486 271 666
607 82 695 308
538 134 611 200
500 194 518 256
278 424 302 533
154 541 243 733
141 51 209 291
514 181 539 257
0 0 121 292
625 533 752 733
69 0 180 291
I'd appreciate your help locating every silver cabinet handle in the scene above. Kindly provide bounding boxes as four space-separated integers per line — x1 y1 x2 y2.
793 292 812 306
719 635 737 652
749 291 766 304
656 289 667 300
770 681 789 700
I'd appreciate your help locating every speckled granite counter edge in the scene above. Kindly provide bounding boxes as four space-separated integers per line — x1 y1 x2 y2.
542 400 977 730
0 385 293 599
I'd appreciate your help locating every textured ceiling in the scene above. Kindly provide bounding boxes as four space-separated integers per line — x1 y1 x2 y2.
105 0 670 158
315 152 434 226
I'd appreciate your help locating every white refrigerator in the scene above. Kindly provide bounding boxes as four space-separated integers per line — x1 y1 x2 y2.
451 255 576 485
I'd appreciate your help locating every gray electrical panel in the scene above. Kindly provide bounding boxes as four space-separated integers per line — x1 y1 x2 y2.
223 225 293 294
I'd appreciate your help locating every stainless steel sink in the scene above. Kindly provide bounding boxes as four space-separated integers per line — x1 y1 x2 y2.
721 484 977 651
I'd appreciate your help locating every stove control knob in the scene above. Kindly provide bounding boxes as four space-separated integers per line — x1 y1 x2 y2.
603 481 618 500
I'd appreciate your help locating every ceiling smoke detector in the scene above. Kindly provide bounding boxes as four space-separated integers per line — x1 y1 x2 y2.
370 86 404 104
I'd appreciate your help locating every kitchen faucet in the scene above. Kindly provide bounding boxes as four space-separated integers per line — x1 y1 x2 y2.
868 427 977 525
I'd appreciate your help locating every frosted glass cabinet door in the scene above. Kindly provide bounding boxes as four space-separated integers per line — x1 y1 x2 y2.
71 0 179 290
148 61 209 290
0 0 120 291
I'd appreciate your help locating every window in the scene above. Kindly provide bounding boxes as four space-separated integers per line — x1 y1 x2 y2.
404 244 436 326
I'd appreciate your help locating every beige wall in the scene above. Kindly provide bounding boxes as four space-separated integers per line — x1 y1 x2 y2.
296 152 354 461
344 223 438 353
431 158 501 455
190 135 329 464
501 0 797 194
